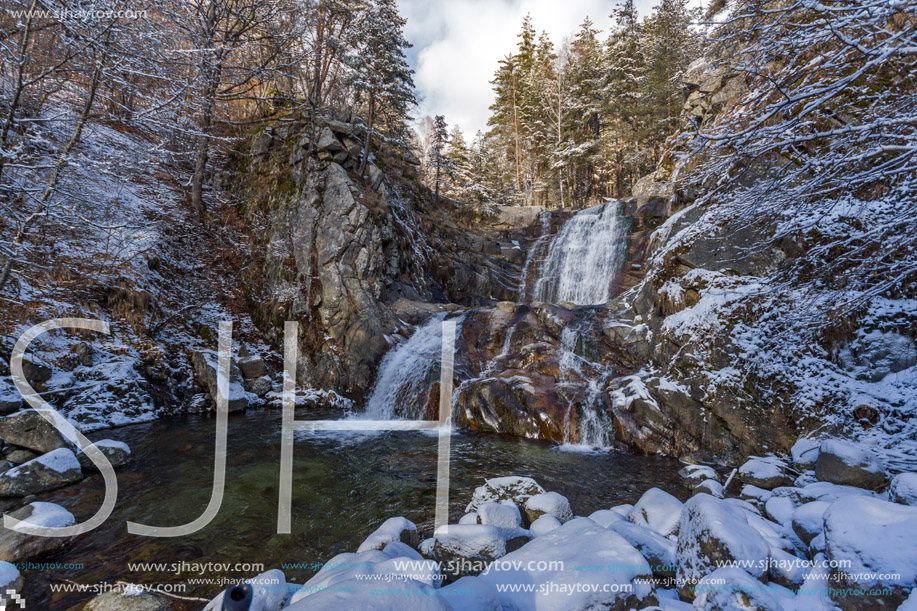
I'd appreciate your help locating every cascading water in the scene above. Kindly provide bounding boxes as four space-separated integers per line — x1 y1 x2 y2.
364 312 464 420
532 201 628 305
518 214 552 302
557 324 614 450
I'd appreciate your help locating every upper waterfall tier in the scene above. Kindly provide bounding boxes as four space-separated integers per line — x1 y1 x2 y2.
532 202 628 305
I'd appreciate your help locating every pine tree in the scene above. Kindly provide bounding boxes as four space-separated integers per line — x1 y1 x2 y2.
429 114 450 204
347 0 417 176
606 0 645 196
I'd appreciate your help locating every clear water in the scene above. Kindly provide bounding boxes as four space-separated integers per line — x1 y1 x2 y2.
532 202 628 305
26 408 685 608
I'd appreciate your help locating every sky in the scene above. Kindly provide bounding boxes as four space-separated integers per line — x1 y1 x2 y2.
396 0 662 136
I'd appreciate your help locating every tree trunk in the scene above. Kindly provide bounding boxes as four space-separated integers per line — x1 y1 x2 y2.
358 90 375 177
0 0 38 181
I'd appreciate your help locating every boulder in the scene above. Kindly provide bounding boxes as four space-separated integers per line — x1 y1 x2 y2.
356 516 419 553
316 127 345 153
4 448 37 465
738 458 791 490
0 448 82 496
693 479 724 499
791 501 830 545
0 502 75 562
237 355 266 379
679 464 718 490
191 350 248 412
0 379 22 413
438 576 504 611
587 509 625 528
78 439 131 471
692 567 785 611
476 501 522 535
18 353 53 388
888 472 917 505
763 496 795 526
815 439 886 489
629 487 683 537
610 520 677 578
430 524 505 582
0 410 73 453
739 485 772 503
466 476 545 514
823 496 917 609
249 375 273 398
676 494 770 599
524 491 572 524
85 589 173 610
791 438 820 470
529 514 561 537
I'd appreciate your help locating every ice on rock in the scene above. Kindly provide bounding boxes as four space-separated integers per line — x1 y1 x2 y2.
815 439 886 489
587 509 625 528
629 487 683 537
609 520 677 577
479 517 656 610
692 567 786 611
529 514 562 537
738 458 790 490
439 575 504 611
356 516 419 553
822 495 917 608
791 501 829 545
203 569 290 611
764 496 795 526
466 476 545 513
524 491 572 524
888 472 917 506
676 494 770 597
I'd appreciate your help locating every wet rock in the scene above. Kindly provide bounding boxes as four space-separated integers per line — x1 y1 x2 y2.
888 472 917 505
0 502 75 562
84 589 173 610
191 350 248 412
0 410 73 453
815 439 886 489
78 439 131 471
19 354 52 389
738 458 791 490
0 379 22 413
629 487 683 537
356 517 419 553
249 375 273 398
0 449 82 496
237 355 266 379
524 491 572 524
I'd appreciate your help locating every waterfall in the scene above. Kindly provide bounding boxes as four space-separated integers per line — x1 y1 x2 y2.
532 201 628 305
558 325 613 450
364 313 463 420
518 214 552 302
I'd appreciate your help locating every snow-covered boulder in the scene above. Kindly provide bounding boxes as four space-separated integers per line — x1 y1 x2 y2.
791 501 830 546
529 514 562 537
438 575 504 611
430 524 505 582
458 513 478 525
524 491 572 524
791 438 820 470
286 580 449 610
610 503 633 516
78 439 131 471
763 496 795 526
357 517 419 553
629 487 683 537
203 569 291 611
823 496 917 609
802 480 875 502
479 517 657 610
476 501 522 532
85 589 172 610
692 567 785 611
740 484 773 503
678 464 718 490
587 509 625 528
0 502 74 562
738 458 791 490
766 545 808 589
466 476 545 514
888 472 917 506
814 439 886 490
609 520 677 577
675 494 770 599
0 410 73 453
191 350 249 412
692 479 723 499
0 448 82 497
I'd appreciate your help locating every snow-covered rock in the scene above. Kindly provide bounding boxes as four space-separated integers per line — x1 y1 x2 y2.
524 491 572 524
84 590 172 610
629 487 683 537
802 480 875 502
888 472 917 506
357 517 419 553
814 439 886 489
766 545 807 590
203 569 291 611
0 502 74 562
823 496 917 609
678 464 718 490
529 514 562 537
466 476 545 514
78 438 131 471
763 496 795 526
438 575 504 611
738 458 790 490
676 494 770 599
0 447 82 497
479 517 656 610
458 513 478 525
791 438 820 470
431 524 505 581
692 479 723 499
0 410 73 453
740 484 773 503
692 567 785 611
587 509 625 528
610 503 634 516
791 501 830 546
609 520 677 577
286 580 449 611
476 501 521 533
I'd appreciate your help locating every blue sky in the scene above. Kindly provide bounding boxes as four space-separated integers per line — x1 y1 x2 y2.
395 0 664 135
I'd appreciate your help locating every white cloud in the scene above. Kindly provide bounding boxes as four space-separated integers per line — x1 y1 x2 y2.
396 0 660 135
